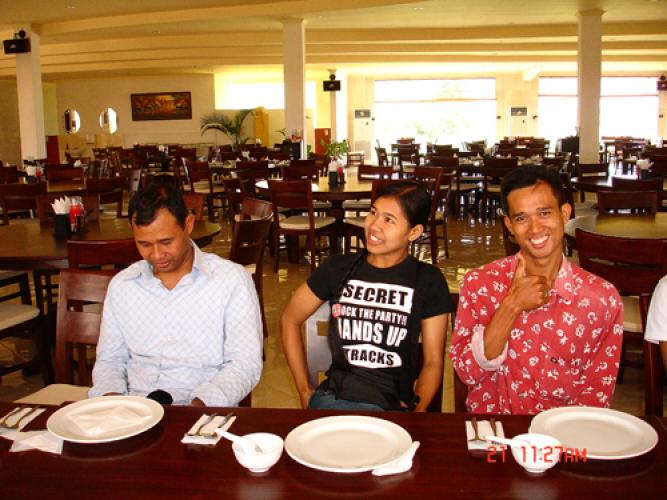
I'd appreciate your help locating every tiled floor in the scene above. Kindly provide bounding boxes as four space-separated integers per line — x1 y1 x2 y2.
0 202 659 415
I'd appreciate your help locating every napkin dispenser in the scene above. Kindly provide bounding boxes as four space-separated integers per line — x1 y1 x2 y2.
53 214 70 237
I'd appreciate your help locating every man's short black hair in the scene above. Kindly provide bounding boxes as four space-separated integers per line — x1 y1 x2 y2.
500 165 566 215
128 183 188 227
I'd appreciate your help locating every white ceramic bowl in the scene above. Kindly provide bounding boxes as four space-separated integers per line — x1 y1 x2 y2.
509 433 562 474
232 433 284 473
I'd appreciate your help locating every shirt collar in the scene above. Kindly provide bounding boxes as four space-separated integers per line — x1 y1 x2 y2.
122 240 210 285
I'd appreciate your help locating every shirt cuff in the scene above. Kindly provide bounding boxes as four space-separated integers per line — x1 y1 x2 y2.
470 328 508 371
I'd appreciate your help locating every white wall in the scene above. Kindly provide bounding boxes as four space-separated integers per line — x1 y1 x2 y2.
55 74 216 148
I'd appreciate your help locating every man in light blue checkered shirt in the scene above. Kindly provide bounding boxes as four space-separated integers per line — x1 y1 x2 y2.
90 184 262 406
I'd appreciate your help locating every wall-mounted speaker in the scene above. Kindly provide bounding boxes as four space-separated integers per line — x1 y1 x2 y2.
3 38 31 54
323 80 341 92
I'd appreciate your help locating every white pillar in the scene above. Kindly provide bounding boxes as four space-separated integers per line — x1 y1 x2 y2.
282 19 307 158
328 70 338 139
658 89 667 142
577 10 603 164
15 27 46 162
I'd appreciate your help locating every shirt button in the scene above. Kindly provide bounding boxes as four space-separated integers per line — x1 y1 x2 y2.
550 357 558 363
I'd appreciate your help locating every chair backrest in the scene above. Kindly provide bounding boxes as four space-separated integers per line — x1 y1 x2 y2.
612 176 663 195
182 192 206 220
86 177 126 217
119 168 143 197
484 157 519 169
240 197 273 220
357 164 394 181
67 239 142 269
229 215 272 268
186 160 214 193
576 229 667 322
370 179 397 202
45 166 86 182
0 166 19 184
282 164 319 181
267 179 313 212
0 182 47 224
290 159 316 168
221 177 245 219
577 162 609 177
596 190 660 214
430 155 459 168
37 193 101 224
55 269 115 385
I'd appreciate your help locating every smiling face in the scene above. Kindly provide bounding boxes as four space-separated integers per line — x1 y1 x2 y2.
504 181 571 270
364 195 423 267
132 207 195 285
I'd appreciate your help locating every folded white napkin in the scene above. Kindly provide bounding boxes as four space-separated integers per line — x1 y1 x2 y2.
68 406 152 437
25 166 37 176
51 196 72 214
0 406 46 434
9 430 63 455
465 420 505 451
181 414 236 445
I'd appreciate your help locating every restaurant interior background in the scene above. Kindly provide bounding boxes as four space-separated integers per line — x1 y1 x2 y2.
1 1 667 413
0 0 666 164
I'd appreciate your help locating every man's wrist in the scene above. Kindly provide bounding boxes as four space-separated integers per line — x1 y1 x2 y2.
501 293 523 316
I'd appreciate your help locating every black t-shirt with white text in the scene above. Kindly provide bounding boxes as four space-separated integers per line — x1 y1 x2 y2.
307 254 454 403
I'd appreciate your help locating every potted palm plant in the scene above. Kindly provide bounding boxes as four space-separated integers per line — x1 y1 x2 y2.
200 109 253 151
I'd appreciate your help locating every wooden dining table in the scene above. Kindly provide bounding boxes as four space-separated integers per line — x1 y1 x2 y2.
565 213 667 241
571 175 667 200
0 218 222 270
1 403 665 498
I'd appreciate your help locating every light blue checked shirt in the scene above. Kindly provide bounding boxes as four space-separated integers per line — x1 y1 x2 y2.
89 242 263 406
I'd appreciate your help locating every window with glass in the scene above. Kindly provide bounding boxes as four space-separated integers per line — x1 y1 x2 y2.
538 76 659 144
374 79 496 150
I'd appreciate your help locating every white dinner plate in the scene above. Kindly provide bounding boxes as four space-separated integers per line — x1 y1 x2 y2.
47 396 164 444
529 406 658 460
285 415 412 473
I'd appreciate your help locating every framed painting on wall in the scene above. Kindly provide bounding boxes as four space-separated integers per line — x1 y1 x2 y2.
130 92 192 121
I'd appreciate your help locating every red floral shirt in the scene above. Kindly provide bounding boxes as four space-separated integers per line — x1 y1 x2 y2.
450 255 623 414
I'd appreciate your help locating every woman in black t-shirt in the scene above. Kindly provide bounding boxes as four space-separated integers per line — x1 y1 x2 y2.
281 181 454 411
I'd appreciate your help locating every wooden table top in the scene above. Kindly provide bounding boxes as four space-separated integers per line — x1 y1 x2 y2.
565 213 667 240
256 176 373 202
571 175 667 194
0 218 221 270
1 404 665 499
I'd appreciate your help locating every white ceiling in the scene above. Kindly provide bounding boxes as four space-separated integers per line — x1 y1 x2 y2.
0 0 665 79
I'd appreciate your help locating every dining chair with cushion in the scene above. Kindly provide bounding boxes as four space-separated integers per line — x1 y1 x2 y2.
576 162 610 201
0 182 47 224
414 171 454 263
86 177 127 217
596 190 660 215
16 269 115 405
0 271 49 385
575 228 667 415
186 160 226 221
45 166 86 183
341 165 393 216
229 213 273 339
182 192 206 221
282 163 319 182
481 163 518 220
304 302 445 412
267 179 335 272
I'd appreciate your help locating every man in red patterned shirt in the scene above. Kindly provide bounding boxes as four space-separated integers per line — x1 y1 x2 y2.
450 166 623 414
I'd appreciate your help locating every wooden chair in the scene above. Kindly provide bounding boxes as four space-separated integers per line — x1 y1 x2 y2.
67 239 142 269
0 165 20 183
267 179 335 272
229 213 273 338
304 302 445 412
575 229 667 416
481 164 517 219
221 177 246 222
0 182 46 224
413 171 454 262
186 160 225 221
182 192 206 221
45 166 86 183
576 162 610 201
596 190 660 215
282 163 319 181
342 165 394 216
86 177 127 217
0 270 49 384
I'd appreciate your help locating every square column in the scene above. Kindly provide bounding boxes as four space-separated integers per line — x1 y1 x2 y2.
282 19 307 157
15 27 46 162
577 10 604 164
